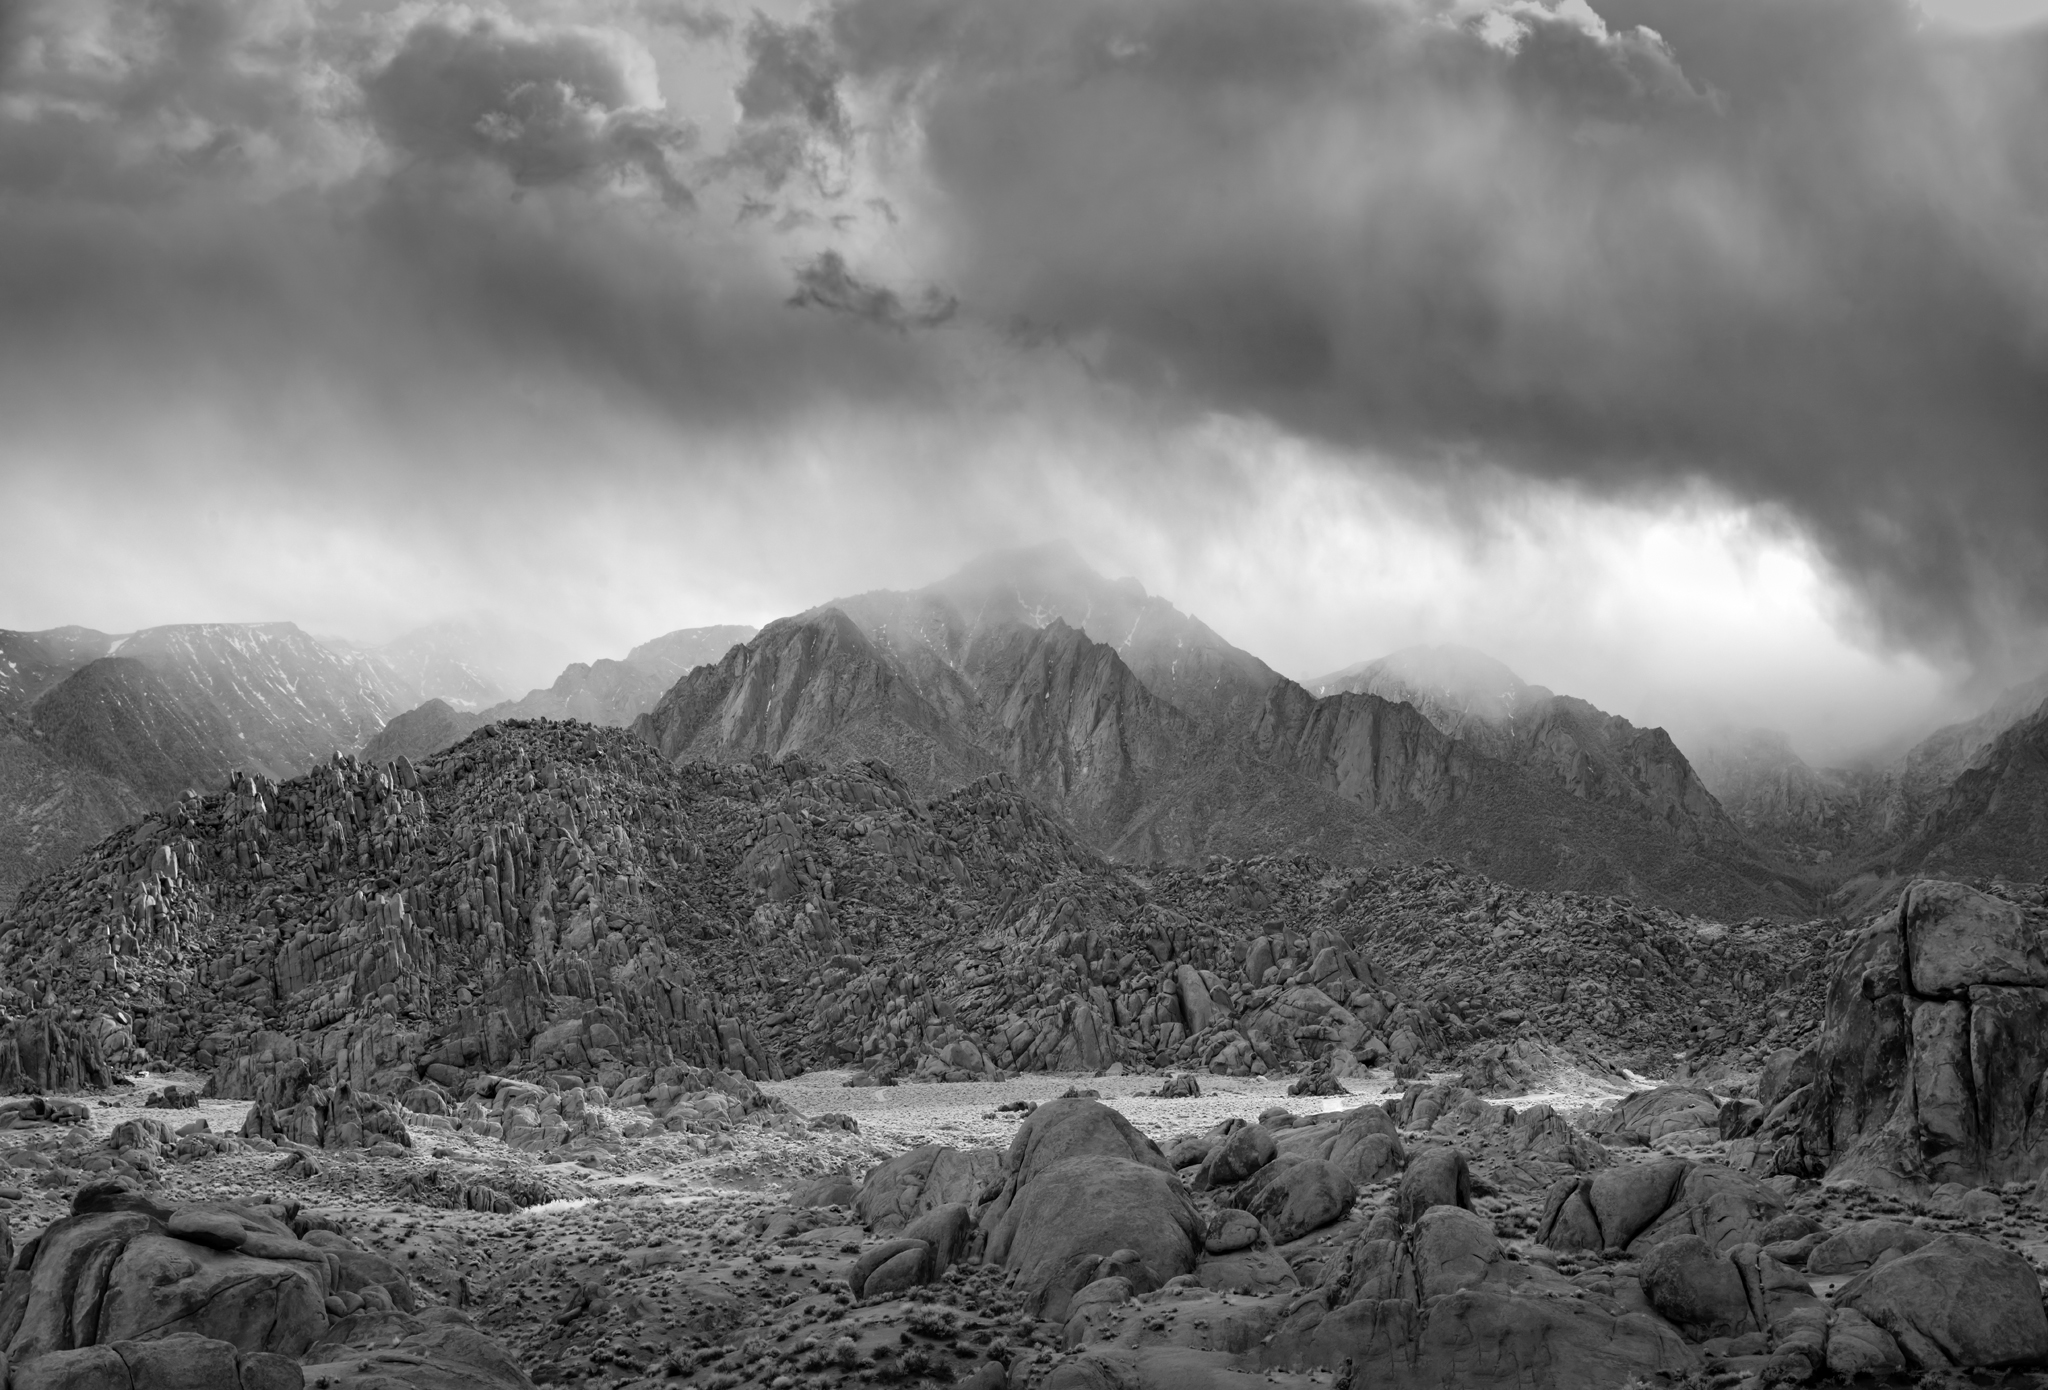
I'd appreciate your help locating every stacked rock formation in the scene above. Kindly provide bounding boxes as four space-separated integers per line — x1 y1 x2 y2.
1739 879 2048 1189
2 722 1828 1123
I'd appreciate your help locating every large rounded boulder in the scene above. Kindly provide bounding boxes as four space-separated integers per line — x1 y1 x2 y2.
1833 1233 2048 1369
980 1100 1200 1318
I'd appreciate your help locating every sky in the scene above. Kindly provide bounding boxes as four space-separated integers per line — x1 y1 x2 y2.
1 0 2046 768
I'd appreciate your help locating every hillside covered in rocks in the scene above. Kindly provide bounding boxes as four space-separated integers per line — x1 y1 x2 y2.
0 721 1828 1122
10 720 2048 1390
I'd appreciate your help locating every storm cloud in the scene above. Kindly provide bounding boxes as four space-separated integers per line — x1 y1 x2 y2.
0 0 2045 738
793 0 2048 662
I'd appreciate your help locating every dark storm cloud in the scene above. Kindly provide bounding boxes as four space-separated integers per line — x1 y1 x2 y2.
0 0 947 439
797 0 2048 662
366 14 697 205
789 250 957 328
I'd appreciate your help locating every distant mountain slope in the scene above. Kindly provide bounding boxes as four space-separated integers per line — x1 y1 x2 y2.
111 623 399 772
359 625 760 767
1310 644 1746 855
31 657 250 803
1880 704 2048 885
0 719 147 907
641 554 1807 916
1691 728 1888 862
488 624 756 727
1691 669 2048 881
361 698 487 767
365 614 582 710
0 627 121 719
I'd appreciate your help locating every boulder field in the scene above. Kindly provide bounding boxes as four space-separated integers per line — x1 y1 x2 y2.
0 723 1827 1126
810 1084 2048 1390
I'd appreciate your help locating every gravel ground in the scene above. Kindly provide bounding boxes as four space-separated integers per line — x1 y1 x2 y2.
761 1063 1654 1157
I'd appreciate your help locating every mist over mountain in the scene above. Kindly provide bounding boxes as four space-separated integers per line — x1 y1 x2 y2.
1693 666 2048 897
1310 644 1746 858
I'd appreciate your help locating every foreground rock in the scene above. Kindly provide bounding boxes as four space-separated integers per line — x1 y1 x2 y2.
1761 880 2048 1188
0 1181 530 1390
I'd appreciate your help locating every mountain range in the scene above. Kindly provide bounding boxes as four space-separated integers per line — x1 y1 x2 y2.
9 544 2046 918
634 546 1804 917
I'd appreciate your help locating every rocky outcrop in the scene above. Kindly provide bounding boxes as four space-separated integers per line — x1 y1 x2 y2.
1258 1193 1697 1388
0 1183 529 1390
1764 880 2048 1188
300 1308 538 1390
1537 1160 1785 1255
0 1013 113 1095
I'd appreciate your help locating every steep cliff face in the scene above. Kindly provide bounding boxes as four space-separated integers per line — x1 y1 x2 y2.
637 609 995 789
977 619 1196 844
832 542 1280 733
1254 682 1470 817
1310 645 1537 740
638 610 1193 846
